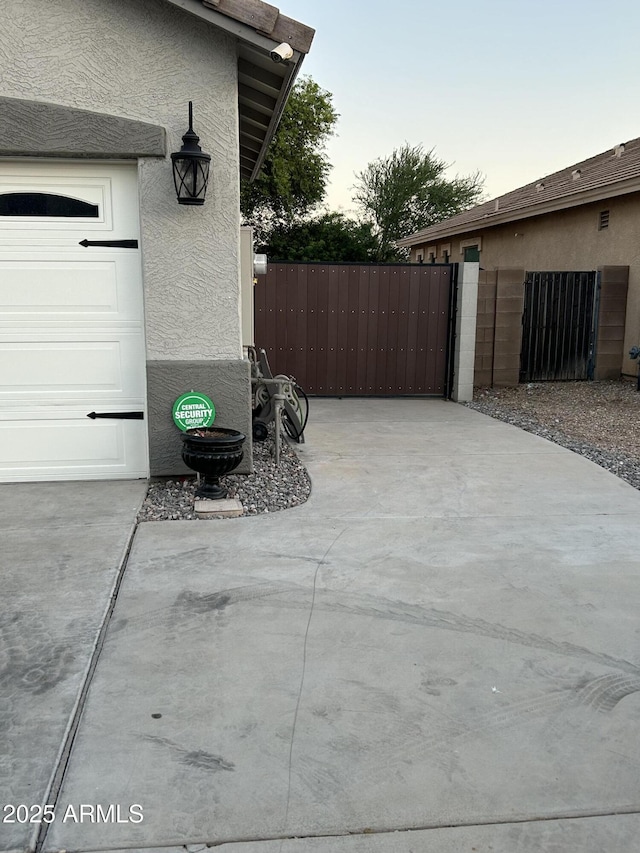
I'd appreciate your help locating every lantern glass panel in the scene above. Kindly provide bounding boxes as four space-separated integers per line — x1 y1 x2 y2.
173 157 210 205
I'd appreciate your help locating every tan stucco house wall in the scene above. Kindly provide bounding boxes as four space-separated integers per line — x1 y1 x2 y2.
407 194 640 379
399 138 640 388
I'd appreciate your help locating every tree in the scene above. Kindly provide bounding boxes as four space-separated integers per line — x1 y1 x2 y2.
260 212 377 262
241 77 338 241
352 143 484 262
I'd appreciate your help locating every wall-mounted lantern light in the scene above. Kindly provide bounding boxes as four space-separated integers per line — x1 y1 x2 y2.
171 102 211 205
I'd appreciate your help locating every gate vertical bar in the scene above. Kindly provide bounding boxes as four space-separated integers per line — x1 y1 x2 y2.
396 265 411 393
405 267 421 393
346 266 360 394
295 264 308 389
445 263 458 398
326 265 339 394
587 270 601 380
374 268 389 394
559 271 569 378
573 272 583 379
365 266 378 395
336 265 349 394
384 268 400 393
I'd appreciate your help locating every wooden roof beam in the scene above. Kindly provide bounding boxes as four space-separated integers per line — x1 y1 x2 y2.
238 83 277 114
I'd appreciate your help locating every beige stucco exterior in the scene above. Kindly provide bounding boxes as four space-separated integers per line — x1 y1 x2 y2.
1 0 243 361
408 194 640 378
0 0 316 475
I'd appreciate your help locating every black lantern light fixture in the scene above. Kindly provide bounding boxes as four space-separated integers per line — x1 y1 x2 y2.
171 102 211 205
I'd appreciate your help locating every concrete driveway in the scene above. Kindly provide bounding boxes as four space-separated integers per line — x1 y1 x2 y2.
0 479 147 853
2 399 640 852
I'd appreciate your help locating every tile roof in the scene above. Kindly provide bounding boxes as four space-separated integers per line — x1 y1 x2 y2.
398 137 640 246
201 0 314 54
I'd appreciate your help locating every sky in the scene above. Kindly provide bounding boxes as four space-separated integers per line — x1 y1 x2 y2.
279 0 640 216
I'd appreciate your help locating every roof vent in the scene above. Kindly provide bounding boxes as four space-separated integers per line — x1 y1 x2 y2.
536 182 545 193
614 143 625 158
572 169 581 181
494 199 500 211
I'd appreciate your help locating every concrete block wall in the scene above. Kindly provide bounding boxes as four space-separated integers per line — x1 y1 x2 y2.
473 268 525 387
474 270 497 386
472 266 628 387
493 270 525 386
596 266 629 380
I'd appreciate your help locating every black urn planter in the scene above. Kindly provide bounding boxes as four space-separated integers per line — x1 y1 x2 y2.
181 428 246 499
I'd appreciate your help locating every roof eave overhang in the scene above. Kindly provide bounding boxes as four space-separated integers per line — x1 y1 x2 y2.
240 47 304 182
162 0 311 182
397 176 640 247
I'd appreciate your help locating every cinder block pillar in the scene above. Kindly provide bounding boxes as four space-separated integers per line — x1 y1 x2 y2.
595 266 629 379
492 268 525 387
452 262 479 401
474 270 497 386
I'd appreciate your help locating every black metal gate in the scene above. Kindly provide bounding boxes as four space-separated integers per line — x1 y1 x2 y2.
520 271 599 382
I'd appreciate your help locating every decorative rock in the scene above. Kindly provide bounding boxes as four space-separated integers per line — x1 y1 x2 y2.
137 424 311 522
465 379 640 493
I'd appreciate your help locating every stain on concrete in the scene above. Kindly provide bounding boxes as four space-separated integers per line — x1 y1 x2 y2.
177 590 232 613
421 677 458 696
174 582 291 616
182 748 235 772
141 734 235 772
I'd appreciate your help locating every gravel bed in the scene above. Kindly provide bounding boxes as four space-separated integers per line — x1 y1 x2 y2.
138 429 311 521
464 379 640 491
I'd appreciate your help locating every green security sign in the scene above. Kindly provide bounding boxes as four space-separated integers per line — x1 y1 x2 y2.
172 392 216 431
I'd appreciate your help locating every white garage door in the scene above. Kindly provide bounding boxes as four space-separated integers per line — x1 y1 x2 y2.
0 161 148 481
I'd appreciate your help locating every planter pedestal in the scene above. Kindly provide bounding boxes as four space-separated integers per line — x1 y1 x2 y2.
181 428 246 499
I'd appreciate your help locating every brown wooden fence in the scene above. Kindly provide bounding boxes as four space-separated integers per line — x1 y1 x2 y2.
254 263 455 396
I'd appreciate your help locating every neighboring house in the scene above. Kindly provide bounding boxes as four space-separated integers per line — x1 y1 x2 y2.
0 0 313 482
398 138 640 386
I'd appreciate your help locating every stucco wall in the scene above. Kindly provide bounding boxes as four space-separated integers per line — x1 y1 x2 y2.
409 194 640 376
1 0 253 475
147 360 252 475
1 0 242 362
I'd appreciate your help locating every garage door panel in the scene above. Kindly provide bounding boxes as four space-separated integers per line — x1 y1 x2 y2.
0 172 111 231
0 336 145 399
0 410 148 480
0 162 148 481
0 256 143 322
0 260 117 315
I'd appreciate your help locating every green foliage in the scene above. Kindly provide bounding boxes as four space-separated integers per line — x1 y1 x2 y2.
260 212 378 262
241 77 338 241
353 143 484 262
